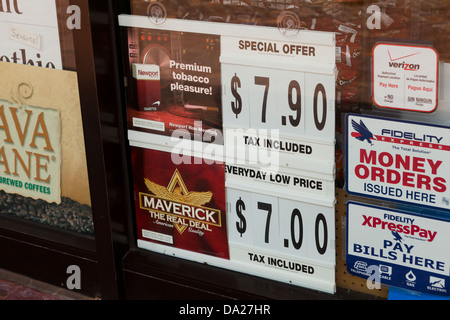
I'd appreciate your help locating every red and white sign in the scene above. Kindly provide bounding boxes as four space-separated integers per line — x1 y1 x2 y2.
346 114 450 210
132 63 161 111
129 141 229 260
372 43 438 112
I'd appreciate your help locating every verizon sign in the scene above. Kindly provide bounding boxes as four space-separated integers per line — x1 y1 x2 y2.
372 43 438 112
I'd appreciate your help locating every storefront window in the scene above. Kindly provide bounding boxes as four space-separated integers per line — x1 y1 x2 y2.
119 0 450 297
0 0 94 236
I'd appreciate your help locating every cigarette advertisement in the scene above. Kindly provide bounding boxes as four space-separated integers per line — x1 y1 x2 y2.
130 144 229 259
346 113 450 211
126 28 222 141
347 202 450 295
0 0 63 69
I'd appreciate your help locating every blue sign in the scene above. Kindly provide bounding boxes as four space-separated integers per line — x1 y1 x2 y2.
389 287 450 300
346 202 450 296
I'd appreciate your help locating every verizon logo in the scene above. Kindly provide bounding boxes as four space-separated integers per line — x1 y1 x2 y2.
388 61 420 71
387 50 420 71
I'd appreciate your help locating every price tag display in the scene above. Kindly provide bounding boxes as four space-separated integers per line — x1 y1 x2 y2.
119 16 337 294
227 188 334 263
226 186 335 291
220 31 336 174
222 58 335 143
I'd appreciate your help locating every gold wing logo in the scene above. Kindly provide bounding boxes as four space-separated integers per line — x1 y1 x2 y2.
143 169 214 234
144 179 213 206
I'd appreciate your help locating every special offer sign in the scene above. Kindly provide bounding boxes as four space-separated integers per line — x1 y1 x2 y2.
346 114 450 210
347 202 450 295
372 43 438 112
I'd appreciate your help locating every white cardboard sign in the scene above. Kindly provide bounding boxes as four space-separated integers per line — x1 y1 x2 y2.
346 114 450 210
372 43 438 112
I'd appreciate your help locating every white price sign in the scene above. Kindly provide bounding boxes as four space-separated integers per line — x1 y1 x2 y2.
227 187 334 261
222 65 335 141
226 186 335 292
221 32 335 142
220 31 335 174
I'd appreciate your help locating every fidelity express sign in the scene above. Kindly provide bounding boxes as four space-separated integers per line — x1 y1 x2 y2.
345 114 450 210
347 202 450 295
